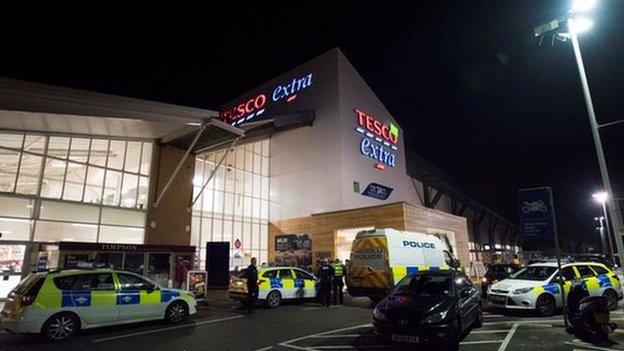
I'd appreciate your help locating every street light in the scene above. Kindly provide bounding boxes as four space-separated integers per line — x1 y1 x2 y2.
594 192 616 265
566 1 624 268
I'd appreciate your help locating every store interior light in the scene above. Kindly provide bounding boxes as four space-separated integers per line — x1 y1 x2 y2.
571 0 597 13
568 17 594 33
193 176 204 187
593 191 608 204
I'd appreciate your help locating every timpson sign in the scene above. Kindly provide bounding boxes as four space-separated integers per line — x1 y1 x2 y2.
354 108 399 170
219 72 315 125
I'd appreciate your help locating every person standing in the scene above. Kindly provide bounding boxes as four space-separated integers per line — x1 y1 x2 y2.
331 259 345 305
246 257 259 313
317 258 333 307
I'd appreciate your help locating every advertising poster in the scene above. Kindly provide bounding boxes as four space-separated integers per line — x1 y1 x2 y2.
187 270 207 301
275 234 312 269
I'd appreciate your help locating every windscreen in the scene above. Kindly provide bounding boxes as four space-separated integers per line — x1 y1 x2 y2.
393 273 453 297
511 266 556 281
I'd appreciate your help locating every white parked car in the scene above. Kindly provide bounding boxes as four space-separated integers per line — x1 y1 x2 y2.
487 262 622 316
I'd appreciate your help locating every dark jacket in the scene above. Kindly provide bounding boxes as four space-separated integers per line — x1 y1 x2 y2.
247 265 258 288
317 264 334 285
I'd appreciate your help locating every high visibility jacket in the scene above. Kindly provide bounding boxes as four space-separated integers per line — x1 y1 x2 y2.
331 264 344 277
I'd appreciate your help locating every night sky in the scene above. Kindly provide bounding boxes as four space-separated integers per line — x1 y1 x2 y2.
1 1 623 250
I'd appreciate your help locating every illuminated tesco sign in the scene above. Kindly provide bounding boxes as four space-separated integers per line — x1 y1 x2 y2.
220 72 314 125
354 108 399 169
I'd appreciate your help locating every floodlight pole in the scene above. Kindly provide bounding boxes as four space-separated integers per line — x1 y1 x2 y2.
569 23 624 267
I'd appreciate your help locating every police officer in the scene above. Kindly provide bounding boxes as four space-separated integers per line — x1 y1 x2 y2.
317 258 333 307
246 257 259 313
331 259 345 305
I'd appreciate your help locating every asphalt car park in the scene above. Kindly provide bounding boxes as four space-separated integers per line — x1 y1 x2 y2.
4 292 624 351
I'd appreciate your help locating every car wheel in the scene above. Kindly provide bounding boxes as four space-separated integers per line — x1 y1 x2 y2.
474 304 483 328
42 312 80 342
266 290 282 308
165 301 189 324
536 294 556 317
603 289 618 311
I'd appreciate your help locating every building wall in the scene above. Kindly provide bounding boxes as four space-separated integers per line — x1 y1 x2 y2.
145 143 194 246
268 202 470 270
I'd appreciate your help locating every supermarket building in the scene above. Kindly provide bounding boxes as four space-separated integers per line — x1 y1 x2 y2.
0 48 520 295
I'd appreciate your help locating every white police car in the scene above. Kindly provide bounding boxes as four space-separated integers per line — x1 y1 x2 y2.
487 262 622 316
1 269 197 341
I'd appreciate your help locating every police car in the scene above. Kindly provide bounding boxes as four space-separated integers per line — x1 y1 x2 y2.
487 262 622 317
228 266 318 308
0 269 197 341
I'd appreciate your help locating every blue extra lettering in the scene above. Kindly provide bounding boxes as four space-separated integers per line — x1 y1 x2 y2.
360 138 396 168
272 73 314 102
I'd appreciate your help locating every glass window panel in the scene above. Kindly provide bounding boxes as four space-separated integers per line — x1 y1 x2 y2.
252 174 261 198
260 199 268 220
261 156 269 176
234 194 243 221
62 162 86 201
89 139 108 167
47 137 70 159
191 216 201 248
201 218 212 244
226 148 236 167
260 250 268 266
224 166 235 193
34 220 97 242
69 138 90 163
261 176 269 200
224 192 234 219
223 220 232 245
253 141 261 155
0 132 23 148
39 201 99 223
243 196 252 219
40 158 66 199
213 190 224 217
234 170 244 194
245 151 253 171
261 139 269 157
137 176 149 210
0 217 31 241
103 170 122 206
232 221 242 242
253 153 261 174
243 172 252 196
124 141 141 173
252 223 260 250
0 148 20 192
202 188 214 213
99 226 144 244
260 225 268 250
213 167 224 191
23 135 46 154
121 173 138 208
16 154 42 195
212 219 222 242
251 198 260 222
235 147 245 170
100 207 145 227
107 140 126 170
84 166 105 204
0 196 33 218
140 142 152 175
242 222 251 250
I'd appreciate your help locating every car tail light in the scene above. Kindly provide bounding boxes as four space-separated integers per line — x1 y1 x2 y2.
20 277 45 307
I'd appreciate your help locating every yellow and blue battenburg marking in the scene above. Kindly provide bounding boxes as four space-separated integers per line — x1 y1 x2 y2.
60 289 180 307
62 290 91 307
391 265 451 285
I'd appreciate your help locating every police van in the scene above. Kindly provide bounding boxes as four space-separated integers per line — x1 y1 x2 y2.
488 262 623 316
0 268 197 341
228 266 318 308
346 228 458 302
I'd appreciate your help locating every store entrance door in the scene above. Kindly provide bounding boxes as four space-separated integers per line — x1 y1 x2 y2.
0 243 27 299
335 227 374 263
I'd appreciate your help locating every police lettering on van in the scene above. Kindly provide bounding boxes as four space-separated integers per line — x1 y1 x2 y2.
402 241 436 249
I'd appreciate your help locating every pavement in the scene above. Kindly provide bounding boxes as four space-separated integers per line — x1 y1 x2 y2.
3 291 624 351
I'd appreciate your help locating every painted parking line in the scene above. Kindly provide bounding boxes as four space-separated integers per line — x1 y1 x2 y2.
93 315 244 343
472 329 511 334
461 340 504 345
564 341 619 351
496 323 518 351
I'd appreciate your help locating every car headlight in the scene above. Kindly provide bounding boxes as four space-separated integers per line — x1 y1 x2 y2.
423 310 448 324
512 287 533 295
373 307 387 321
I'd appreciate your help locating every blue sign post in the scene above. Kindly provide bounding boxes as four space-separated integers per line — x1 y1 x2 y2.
517 186 567 326
362 183 393 200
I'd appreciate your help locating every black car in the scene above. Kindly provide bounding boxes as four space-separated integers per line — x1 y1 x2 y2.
372 270 482 350
481 264 522 296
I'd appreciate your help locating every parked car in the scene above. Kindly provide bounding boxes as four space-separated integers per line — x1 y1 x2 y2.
481 264 522 296
372 269 482 350
571 254 614 269
488 262 622 317
0 269 197 341
229 266 318 308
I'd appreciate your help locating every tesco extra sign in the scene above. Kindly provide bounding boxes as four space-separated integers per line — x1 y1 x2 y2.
402 241 436 249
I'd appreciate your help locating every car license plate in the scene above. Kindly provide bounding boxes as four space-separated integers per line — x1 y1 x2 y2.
491 295 506 303
391 334 419 343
